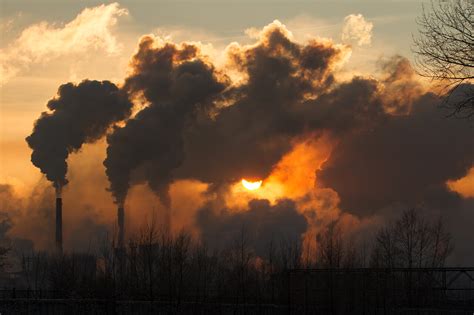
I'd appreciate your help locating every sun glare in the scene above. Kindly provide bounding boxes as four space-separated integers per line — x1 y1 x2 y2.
241 179 262 190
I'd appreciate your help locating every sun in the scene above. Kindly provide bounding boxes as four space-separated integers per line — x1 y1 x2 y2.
241 179 262 190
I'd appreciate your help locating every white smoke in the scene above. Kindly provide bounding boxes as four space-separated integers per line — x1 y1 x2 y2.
341 14 373 46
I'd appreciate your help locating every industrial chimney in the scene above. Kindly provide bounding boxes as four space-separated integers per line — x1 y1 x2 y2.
118 206 124 249
165 207 171 237
55 196 63 254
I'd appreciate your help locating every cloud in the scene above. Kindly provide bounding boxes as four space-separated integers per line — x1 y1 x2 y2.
341 14 373 46
317 88 474 217
447 167 474 198
196 198 307 256
0 3 128 85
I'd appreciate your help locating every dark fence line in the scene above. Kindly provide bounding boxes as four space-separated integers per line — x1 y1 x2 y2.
287 268 474 314
1 268 473 314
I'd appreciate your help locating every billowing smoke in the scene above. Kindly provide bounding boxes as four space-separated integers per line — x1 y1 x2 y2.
317 91 474 217
197 198 307 256
26 80 133 193
100 22 473 262
177 25 348 185
104 37 227 206
105 22 348 204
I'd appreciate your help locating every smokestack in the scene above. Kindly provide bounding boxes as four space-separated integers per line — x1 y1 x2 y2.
164 207 171 237
55 197 63 254
118 206 124 249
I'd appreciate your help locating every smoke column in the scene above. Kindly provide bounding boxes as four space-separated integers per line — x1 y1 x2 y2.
26 80 133 251
104 39 227 230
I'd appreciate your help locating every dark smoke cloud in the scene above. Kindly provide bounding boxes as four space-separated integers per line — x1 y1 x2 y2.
196 198 307 256
104 37 227 206
377 55 424 115
26 80 133 191
317 92 474 217
315 82 474 265
104 26 348 204
113 34 429 207
174 26 347 184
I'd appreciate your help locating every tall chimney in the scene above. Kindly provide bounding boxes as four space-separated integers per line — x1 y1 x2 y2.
118 206 124 249
165 207 171 237
55 197 63 254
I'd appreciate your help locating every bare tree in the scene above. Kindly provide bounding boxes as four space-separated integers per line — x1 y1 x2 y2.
277 237 302 270
413 0 474 119
230 226 254 303
430 216 454 267
316 223 344 268
371 226 397 268
138 215 160 300
0 246 10 273
371 208 453 268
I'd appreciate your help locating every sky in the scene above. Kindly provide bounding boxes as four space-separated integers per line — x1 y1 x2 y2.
0 0 473 264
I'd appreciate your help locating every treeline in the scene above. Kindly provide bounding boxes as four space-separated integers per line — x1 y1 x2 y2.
11 208 454 304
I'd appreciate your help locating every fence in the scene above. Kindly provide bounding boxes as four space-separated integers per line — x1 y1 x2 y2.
0 268 473 314
287 268 474 314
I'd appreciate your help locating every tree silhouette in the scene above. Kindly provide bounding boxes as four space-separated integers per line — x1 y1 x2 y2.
413 0 474 119
371 208 453 268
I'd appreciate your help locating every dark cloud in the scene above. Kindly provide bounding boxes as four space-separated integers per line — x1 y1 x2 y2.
105 26 347 204
104 37 227 206
26 80 133 192
196 198 307 256
377 55 424 114
104 29 474 264
317 92 474 217
176 27 346 184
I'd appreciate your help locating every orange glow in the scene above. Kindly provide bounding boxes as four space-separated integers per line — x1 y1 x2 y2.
222 133 342 262
447 167 474 198
241 179 262 190
225 133 336 209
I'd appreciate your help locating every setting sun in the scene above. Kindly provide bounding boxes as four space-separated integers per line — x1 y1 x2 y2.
241 179 262 190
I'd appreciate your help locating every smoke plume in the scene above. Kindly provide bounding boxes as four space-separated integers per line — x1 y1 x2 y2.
105 22 348 206
104 37 227 206
197 198 307 256
100 22 473 262
317 90 474 213
26 80 133 192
